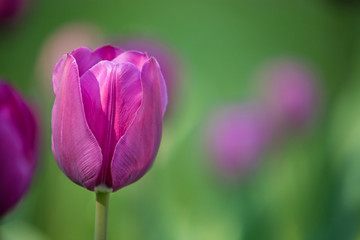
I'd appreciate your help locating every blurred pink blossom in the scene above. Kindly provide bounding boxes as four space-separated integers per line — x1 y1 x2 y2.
205 104 272 181
0 80 38 217
258 58 321 130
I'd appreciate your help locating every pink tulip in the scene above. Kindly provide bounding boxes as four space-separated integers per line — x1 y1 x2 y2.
0 81 38 217
51 45 167 192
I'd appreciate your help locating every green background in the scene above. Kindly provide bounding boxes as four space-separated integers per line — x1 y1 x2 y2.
1 0 360 239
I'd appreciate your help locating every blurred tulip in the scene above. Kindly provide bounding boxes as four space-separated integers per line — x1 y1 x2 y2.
36 22 104 96
205 104 272 181
51 45 167 192
259 58 320 129
115 36 181 115
0 81 38 217
0 0 29 24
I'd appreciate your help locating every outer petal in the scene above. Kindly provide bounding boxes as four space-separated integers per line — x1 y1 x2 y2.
69 47 93 78
51 54 102 190
80 61 142 187
110 58 165 191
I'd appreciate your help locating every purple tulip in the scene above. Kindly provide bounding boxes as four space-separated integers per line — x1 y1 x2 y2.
51 45 167 192
206 104 271 181
0 81 38 217
259 59 320 129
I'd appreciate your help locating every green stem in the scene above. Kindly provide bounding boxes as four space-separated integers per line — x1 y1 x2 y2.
95 192 110 240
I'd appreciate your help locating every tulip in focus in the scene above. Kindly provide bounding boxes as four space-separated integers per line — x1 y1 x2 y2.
51 45 167 192
206 104 271 181
52 46 167 191
52 45 167 239
259 58 320 129
0 81 38 217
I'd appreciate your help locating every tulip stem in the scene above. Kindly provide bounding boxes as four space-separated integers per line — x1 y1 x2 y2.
95 191 110 240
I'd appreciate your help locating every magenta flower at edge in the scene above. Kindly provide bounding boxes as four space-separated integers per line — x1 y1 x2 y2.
0 81 38 217
51 45 167 192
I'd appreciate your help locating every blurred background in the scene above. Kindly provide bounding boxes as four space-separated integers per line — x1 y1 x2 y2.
1 0 360 239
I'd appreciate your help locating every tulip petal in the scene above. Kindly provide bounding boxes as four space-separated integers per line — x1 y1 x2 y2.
110 58 165 191
70 47 93 77
80 61 142 187
51 54 102 190
112 51 148 70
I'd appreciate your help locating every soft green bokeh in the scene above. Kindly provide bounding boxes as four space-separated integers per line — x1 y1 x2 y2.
1 0 360 239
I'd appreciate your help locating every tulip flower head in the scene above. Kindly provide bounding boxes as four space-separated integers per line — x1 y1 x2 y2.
51 45 167 192
206 104 271 181
0 81 38 217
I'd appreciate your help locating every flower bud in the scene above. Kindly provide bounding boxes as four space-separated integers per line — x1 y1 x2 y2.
51 45 167 192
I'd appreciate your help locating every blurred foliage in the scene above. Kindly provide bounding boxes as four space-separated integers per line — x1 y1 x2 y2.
1 0 360 239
